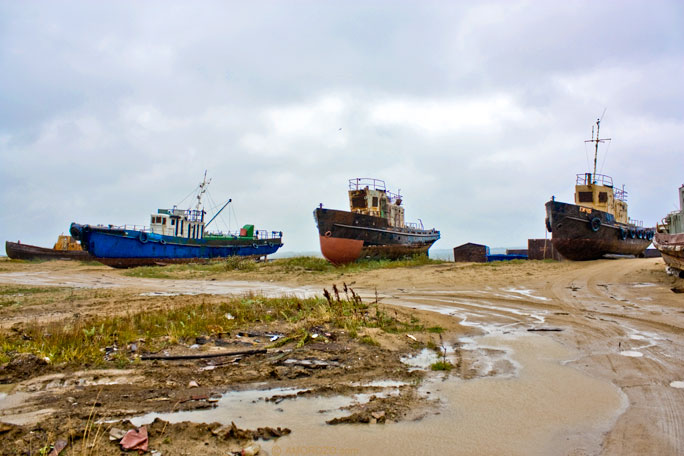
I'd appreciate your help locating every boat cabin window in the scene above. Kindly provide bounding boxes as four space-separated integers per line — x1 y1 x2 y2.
372 196 378 207
170 219 175 226
578 192 593 203
598 192 608 203
351 194 366 208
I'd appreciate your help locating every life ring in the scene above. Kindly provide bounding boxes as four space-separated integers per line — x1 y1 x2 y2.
138 232 148 243
590 217 601 232
160 239 166 245
324 231 332 238
619 227 627 240
252 243 259 249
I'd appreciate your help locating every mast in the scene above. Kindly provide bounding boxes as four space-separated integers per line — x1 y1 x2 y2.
584 118 611 184
195 170 211 211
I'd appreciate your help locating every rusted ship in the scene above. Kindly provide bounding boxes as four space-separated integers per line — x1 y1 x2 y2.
5 235 93 261
313 178 440 264
653 184 684 275
545 119 653 260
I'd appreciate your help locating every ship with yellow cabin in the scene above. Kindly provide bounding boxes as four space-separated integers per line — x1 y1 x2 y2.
545 118 653 260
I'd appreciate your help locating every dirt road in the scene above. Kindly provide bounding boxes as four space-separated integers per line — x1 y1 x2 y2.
0 257 683 455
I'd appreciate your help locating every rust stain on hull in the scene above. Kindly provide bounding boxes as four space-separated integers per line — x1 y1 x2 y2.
318 235 364 265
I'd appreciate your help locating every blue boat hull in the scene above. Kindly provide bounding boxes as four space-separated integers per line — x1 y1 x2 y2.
70 224 283 268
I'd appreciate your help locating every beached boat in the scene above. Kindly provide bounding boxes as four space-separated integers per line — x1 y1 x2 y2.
70 174 283 268
5 235 93 261
653 185 684 275
313 178 440 265
545 119 653 260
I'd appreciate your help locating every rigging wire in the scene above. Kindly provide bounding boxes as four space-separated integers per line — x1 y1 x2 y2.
205 189 233 234
599 139 612 176
176 184 201 208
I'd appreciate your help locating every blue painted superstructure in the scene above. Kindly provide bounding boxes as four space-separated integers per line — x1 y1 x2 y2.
70 174 283 268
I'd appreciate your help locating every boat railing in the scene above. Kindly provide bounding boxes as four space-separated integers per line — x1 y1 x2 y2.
165 208 205 222
255 230 283 239
613 185 628 202
629 218 644 228
576 173 613 187
99 224 150 232
406 220 425 230
349 177 402 201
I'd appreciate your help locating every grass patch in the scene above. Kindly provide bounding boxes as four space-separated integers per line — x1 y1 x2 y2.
0 286 60 296
359 335 379 346
0 286 68 309
430 361 453 371
0 283 427 366
123 257 259 279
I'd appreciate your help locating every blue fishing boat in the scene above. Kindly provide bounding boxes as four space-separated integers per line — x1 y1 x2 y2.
70 173 283 268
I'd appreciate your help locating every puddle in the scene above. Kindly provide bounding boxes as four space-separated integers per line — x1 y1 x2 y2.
619 351 644 358
130 384 401 430
670 381 684 389
400 348 440 371
350 380 408 388
501 287 550 301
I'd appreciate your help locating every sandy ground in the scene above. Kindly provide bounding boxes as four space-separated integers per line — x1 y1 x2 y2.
0 257 683 455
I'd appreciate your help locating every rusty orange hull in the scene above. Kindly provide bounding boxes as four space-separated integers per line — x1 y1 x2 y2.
314 208 439 265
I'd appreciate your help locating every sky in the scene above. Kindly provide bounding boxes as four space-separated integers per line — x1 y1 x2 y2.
1 0 683 256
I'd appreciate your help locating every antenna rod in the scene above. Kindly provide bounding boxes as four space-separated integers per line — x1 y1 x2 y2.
584 118 611 184
593 118 600 182
205 199 232 228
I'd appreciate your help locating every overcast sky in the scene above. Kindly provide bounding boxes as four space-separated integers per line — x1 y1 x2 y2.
1 0 683 256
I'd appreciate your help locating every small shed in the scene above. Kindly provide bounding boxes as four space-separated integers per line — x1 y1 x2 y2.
453 243 488 263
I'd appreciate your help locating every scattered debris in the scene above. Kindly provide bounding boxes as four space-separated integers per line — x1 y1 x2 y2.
195 336 211 345
120 426 148 452
215 421 290 441
406 334 417 342
47 439 67 456
141 348 267 361
241 443 261 456
188 380 199 388
180 395 209 403
282 358 340 369
109 427 127 441
526 328 563 332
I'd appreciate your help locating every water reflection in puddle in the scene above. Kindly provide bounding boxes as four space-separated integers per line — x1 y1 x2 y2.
130 383 405 431
400 348 440 371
